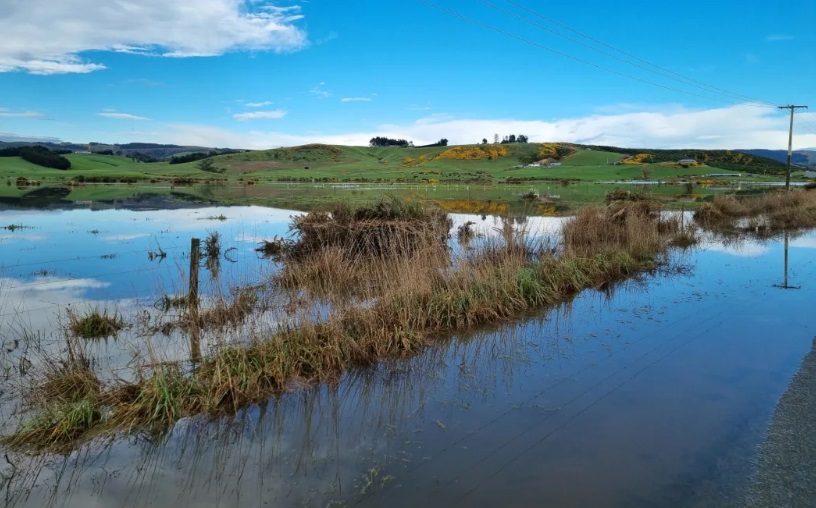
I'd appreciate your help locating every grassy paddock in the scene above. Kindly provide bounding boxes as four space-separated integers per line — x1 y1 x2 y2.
5 198 694 452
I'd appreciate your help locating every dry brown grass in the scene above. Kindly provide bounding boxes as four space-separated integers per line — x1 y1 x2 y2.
564 201 672 258
287 197 451 260
695 190 816 232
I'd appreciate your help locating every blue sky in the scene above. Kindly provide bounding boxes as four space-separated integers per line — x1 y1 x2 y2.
1 0 815 149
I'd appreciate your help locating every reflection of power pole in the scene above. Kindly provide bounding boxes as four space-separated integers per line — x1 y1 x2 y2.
778 105 808 191
775 231 801 290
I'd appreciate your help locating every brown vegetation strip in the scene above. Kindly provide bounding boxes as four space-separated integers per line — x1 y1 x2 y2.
695 189 816 234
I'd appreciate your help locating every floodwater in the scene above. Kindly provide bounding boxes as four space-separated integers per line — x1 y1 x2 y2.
0 203 814 508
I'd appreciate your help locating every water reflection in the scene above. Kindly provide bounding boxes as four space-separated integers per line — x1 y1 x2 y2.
2 207 816 508
775 232 801 290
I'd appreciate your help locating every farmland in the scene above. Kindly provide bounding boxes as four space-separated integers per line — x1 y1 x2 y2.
0 142 795 213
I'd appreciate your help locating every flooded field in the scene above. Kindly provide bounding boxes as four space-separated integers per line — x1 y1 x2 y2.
0 203 814 507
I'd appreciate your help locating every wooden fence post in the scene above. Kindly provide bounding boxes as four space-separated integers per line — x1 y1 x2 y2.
189 238 202 363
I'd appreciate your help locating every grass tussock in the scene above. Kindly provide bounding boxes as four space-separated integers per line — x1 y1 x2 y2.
67 308 125 340
7 200 693 452
563 200 669 258
287 196 451 260
695 190 816 232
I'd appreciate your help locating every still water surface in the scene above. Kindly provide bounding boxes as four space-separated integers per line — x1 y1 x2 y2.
0 205 813 508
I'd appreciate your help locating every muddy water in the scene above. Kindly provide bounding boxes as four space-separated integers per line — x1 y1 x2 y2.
0 206 814 508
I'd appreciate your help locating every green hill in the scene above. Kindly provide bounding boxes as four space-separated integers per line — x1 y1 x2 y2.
207 142 784 182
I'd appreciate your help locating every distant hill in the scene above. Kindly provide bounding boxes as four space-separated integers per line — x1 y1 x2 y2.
0 141 242 161
737 149 816 168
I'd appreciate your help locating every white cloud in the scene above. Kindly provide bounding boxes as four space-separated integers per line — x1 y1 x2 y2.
98 112 150 121
310 82 331 98
233 109 288 121
125 103 816 151
0 110 45 118
245 101 274 108
766 34 794 41
0 1 308 75
341 97 372 103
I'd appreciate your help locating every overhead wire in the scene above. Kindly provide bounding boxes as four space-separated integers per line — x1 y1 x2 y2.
493 0 779 107
0 243 189 271
417 0 783 112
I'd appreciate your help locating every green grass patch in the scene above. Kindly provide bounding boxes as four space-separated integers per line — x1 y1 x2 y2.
67 308 125 339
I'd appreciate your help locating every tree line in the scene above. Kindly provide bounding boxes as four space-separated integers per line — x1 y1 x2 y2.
369 137 412 147
480 134 530 144
169 151 220 165
0 145 71 170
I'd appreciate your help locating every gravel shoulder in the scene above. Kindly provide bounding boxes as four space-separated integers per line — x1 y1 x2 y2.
747 337 816 508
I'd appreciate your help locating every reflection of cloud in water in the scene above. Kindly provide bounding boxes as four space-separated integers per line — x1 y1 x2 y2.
0 234 47 242
701 241 770 258
450 213 566 239
0 276 111 337
790 237 816 249
102 233 150 241
7 276 110 293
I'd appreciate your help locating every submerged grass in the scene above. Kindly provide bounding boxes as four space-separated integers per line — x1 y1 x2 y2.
6 198 693 452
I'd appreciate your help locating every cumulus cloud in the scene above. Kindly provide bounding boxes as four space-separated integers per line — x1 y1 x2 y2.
0 1 307 75
233 110 288 121
147 103 816 151
98 112 150 121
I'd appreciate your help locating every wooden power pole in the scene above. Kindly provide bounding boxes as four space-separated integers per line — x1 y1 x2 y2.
778 105 808 191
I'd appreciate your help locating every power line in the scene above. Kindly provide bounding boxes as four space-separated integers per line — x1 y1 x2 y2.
478 0 775 107
0 244 188 271
493 0 778 107
416 0 774 108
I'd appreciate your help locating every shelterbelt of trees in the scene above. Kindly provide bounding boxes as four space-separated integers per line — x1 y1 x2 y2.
0 145 71 170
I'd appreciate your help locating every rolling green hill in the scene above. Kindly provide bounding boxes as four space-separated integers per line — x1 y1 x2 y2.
0 142 787 187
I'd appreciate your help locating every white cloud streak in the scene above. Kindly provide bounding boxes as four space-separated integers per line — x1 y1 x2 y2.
148 104 816 151
0 110 45 118
310 82 331 98
98 112 150 121
233 109 288 121
245 101 274 108
341 97 372 103
0 1 307 75
765 34 794 41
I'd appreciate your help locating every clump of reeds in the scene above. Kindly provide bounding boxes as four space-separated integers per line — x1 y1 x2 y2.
457 221 477 243
204 231 221 260
157 288 259 333
286 196 451 260
256 237 290 259
193 289 258 329
66 308 125 340
695 190 816 232
155 294 190 312
34 359 101 405
563 200 669 259
9 399 102 451
605 189 650 204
